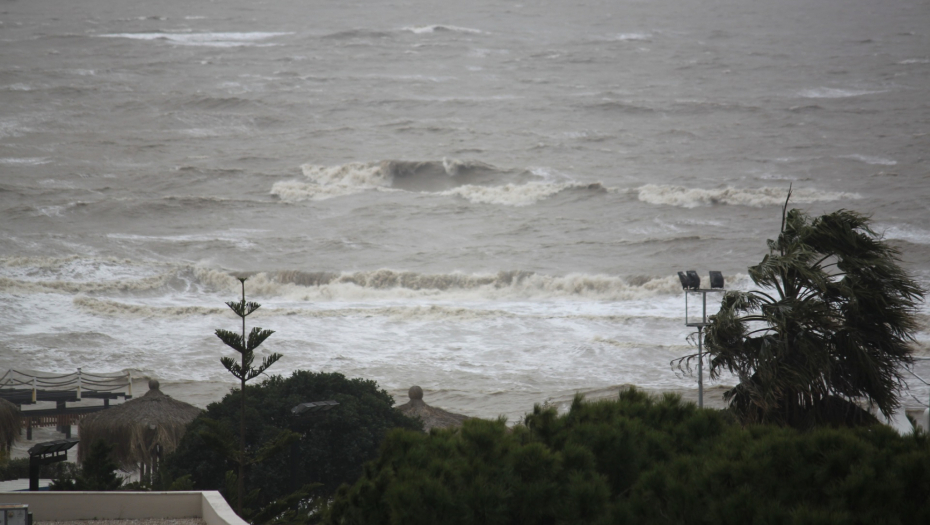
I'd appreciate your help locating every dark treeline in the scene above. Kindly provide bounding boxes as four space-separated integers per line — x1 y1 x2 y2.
326 388 930 525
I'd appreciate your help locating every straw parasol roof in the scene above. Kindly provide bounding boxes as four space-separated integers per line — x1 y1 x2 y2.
0 398 21 451
78 379 202 469
395 386 470 432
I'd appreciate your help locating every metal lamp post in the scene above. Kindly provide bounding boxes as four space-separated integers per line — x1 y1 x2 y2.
678 270 725 408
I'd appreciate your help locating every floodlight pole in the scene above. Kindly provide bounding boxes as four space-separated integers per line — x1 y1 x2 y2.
680 271 724 410
685 290 709 409
697 325 704 408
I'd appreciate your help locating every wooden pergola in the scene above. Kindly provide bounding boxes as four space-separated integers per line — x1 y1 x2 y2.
0 369 132 439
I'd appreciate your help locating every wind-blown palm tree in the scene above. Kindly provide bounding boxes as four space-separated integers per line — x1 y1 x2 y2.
698 192 923 427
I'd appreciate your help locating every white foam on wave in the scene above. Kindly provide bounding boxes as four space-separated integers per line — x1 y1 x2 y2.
273 160 598 206
98 32 291 47
879 224 930 245
402 25 483 35
637 184 861 208
0 157 51 165
798 87 886 99
609 32 651 41
0 273 172 295
2 84 34 92
272 162 393 201
194 267 688 302
898 58 930 64
72 296 692 325
107 229 263 249
0 255 151 281
73 296 226 318
840 154 897 166
440 181 602 206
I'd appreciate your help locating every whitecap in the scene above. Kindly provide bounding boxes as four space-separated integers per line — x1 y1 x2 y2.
840 154 897 166
107 230 261 249
879 225 930 245
98 32 292 47
271 162 394 201
636 184 861 208
275 160 602 205
798 87 885 98
193 268 692 302
609 32 651 41
402 24 484 35
440 181 596 206
0 157 51 165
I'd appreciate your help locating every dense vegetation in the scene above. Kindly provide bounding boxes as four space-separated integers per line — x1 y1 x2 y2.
49 439 123 491
162 370 421 517
695 199 924 427
326 388 930 525
0 456 76 482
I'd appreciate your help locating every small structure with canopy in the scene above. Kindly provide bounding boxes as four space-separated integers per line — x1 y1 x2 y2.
78 379 201 481
395 386 469 432
0 398 21 456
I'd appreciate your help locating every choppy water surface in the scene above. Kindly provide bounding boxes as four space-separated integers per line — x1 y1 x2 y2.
2 0 929 420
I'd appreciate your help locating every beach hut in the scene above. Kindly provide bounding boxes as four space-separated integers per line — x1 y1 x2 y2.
0 398 21 453
395 386 469 432
78 379 201 479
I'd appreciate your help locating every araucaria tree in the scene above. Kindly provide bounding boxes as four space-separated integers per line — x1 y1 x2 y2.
702 193 924 427
216 277 282 513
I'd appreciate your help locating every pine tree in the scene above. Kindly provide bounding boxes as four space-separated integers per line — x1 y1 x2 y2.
215 277 282 514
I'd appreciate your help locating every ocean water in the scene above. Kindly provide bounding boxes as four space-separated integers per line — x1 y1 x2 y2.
2 0 929 421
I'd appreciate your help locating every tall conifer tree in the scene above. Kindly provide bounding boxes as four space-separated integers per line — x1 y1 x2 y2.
215 277 282 514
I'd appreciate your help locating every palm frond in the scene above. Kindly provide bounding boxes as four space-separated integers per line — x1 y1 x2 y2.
701 205 924 427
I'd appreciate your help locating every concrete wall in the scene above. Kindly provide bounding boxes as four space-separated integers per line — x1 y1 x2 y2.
0 491 248 525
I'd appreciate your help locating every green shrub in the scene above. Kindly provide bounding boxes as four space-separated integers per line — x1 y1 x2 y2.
325 388 930 525
49 439 122 491
0 456 78 482
162 370 421 513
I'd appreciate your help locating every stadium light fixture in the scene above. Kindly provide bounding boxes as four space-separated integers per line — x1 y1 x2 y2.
678 271 726 408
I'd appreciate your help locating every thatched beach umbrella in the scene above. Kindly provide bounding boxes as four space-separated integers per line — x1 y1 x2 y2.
395 386 470 432
79 379 201 476
0 398 21 452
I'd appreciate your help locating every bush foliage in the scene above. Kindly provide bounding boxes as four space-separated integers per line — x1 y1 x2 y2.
326 388 930 525
163 370 421 512
49 439 123 491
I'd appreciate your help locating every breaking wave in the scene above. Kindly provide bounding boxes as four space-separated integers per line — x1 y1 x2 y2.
73 296 226 317
636 184 861 208
271 159 604 206
402 25 484 35
193 268 688 301
98 31 291 47
439 181 607 206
